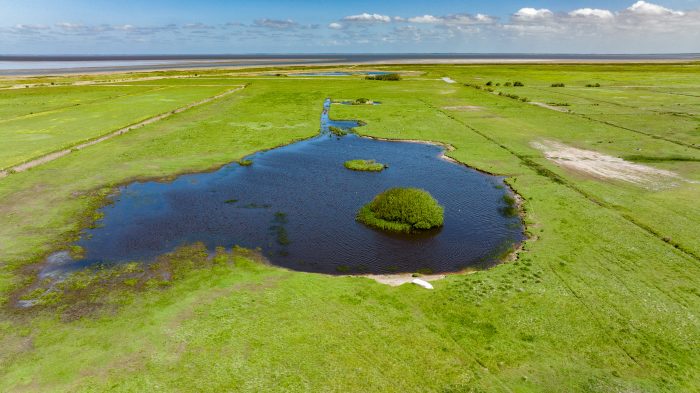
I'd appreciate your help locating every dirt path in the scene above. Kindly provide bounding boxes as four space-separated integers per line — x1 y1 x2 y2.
0 74 203 90
530 102 569 112
0 85 245 178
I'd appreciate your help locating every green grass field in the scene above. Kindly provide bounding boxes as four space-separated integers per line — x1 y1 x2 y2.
0 63 698 392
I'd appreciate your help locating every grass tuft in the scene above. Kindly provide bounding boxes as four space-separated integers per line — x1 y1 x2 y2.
344 159 386 172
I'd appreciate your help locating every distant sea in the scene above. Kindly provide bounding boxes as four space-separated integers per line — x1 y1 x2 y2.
1 54 698 75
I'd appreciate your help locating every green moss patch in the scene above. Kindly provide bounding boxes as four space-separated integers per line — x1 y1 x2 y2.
344 159 386 172
356 187 444 232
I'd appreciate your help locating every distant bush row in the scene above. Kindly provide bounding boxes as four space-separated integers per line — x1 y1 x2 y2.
498 92 530 102
486 81 524 87
463 83 530 102
365 73 401 81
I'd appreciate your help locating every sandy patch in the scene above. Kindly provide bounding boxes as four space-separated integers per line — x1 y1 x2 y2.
360 273 447 286
530 102 569 112
531 140 686 189
442 105 483 111
441 77 456 84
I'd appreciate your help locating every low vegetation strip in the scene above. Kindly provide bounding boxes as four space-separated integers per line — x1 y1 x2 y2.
343 159 386 172
0 85 246 178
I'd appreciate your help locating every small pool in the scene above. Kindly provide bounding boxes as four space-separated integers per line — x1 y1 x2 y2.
43 99 524 276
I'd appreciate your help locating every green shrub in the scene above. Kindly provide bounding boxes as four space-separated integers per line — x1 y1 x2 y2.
356 188 444 232
354 97 370 104
513 81 524 87
551 83 565 87
504 82 512 87
344 159 386 172
365 73 401 81
485 81 493 86
585 83 601 87
238 159 253 166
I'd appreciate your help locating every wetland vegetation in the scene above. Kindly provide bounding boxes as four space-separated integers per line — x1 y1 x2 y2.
343 159 386 172
356 187 444 232
0 62 699 392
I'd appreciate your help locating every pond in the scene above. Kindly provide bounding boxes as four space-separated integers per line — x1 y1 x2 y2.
43 99 524 276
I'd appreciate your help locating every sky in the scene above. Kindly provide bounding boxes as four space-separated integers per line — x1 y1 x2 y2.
1 0 699 54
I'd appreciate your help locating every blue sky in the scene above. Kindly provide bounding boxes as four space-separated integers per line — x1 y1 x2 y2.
1 0 699 54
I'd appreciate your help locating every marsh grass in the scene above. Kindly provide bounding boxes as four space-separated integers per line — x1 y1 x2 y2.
365 73 401 81
499 194 519 217
328 126 347 136
622 155 700 163
242 203 271 209
15 243 238 320
270 212 290 246
356 188 444 232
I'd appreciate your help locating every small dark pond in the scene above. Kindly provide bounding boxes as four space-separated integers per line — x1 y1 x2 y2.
43 99 523 276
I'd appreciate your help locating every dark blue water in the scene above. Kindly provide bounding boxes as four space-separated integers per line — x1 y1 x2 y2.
43 99 523 276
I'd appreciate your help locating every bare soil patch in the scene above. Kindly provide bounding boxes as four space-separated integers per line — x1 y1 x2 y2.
530 102 569 112
531 140 685 189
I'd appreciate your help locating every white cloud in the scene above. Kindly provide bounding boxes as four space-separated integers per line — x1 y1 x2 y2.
627 1 684 15
513 8 553 20
475 14 495 23
402 13 496 26
569 8 615 19
342 13 392 23
407 15 441 24
328 22 343 30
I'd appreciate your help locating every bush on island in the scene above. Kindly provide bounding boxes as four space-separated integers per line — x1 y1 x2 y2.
357 187 444 232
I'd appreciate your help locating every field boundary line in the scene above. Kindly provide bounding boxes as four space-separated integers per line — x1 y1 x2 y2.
420 98 700 263
527 86 699 149
0 86 170 125
0 85 246 178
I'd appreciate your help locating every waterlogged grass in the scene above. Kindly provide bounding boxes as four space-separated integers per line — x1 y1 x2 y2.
357 188 444 232
343 159 386 172
365 73 401 81
328 125 347 136
0 64 699 392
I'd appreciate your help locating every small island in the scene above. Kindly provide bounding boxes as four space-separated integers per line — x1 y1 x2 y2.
344 159 386 172
356 187 444 232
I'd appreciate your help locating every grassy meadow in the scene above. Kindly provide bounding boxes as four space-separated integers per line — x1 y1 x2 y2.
0 63 698 392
